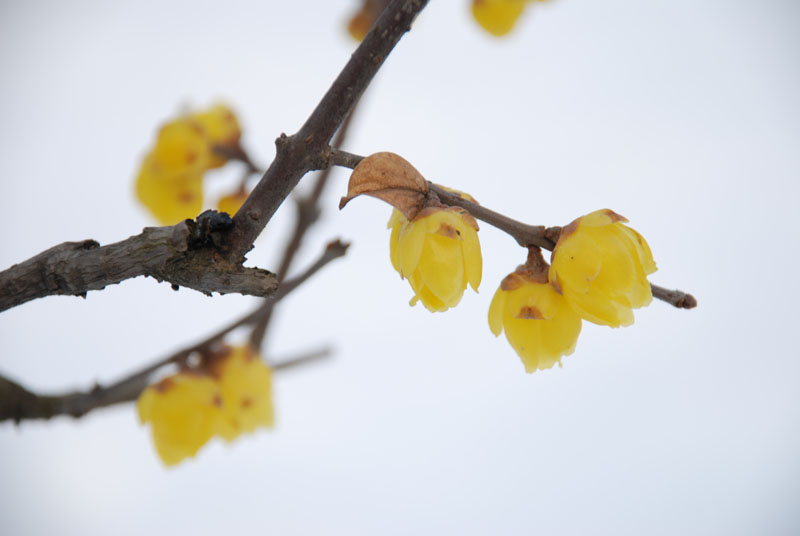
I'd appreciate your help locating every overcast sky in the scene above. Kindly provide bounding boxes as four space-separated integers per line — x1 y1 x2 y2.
1 1 799 534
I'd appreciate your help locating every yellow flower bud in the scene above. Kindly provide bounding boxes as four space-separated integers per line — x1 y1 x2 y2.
137 373 224 467
489 269 582 373
135 154 203 225
549 209 657 328
388 206 482 312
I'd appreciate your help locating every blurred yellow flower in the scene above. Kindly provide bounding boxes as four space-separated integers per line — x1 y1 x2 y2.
150 118 211 177
549 209 657 328
346 0 386 41
190 104 242 169
137 345 273 466
489 269 582 372
471 0 548 37
137 373 224 467
135 103 243 224
388 206 482 312
213 346 274 440
135 155 203 225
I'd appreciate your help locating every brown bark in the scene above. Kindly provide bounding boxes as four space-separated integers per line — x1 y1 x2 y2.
0 221 277 313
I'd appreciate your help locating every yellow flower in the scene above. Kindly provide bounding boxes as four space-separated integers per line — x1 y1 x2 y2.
549 209 657 328
137 373 224 467
213 346 274 440
135 154 203 225
135 104 244 224
137 345 274 466
150 118 211 178
388 206 482 312
190 104 242 169
471 0 548 37
489 269 582 373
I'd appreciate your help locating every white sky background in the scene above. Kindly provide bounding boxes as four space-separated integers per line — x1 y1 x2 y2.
1 0 798 534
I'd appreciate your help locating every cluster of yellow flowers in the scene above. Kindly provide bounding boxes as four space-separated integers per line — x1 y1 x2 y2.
340 153 656 372
137 345 273 466
135 104 246 225
490 210 657 371
389 205 656 372
346 0 549 41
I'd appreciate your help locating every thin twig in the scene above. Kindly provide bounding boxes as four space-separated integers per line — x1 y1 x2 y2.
430 183 557 250
271 347 333 373
651 285 698 309
249 107 360 350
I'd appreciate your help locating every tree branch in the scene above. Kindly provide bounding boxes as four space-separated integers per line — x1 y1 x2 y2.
0 216 277 313
0 1 427 314
226 0 428 262
249 106 360 350
0 240 349 423
332 150 697 310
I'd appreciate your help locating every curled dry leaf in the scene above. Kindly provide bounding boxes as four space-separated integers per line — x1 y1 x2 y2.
339 152 429 220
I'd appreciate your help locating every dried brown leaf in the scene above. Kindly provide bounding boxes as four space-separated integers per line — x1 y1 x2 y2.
339 152 429 219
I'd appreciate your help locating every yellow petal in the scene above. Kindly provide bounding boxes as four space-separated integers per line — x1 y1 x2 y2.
503 307 544 372
151 119 210 177
488 286 507 337
417 234 466 307
550 230 602 294
389 222 403 274
137 374 223 466
135 158 204 225
191 104 242 169
397 218 427 278
461 224 483 291
217 346 274 439
618 224 657 275
413 281 449 312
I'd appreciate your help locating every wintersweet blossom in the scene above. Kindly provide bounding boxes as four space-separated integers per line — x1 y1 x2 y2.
191 104 242 169
213 346 274 440
135 154 204 225
549 209 657 328
489 268 582 372
135 104 242 225
137 345 273 466
137 372 224 466
388 206 482 312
